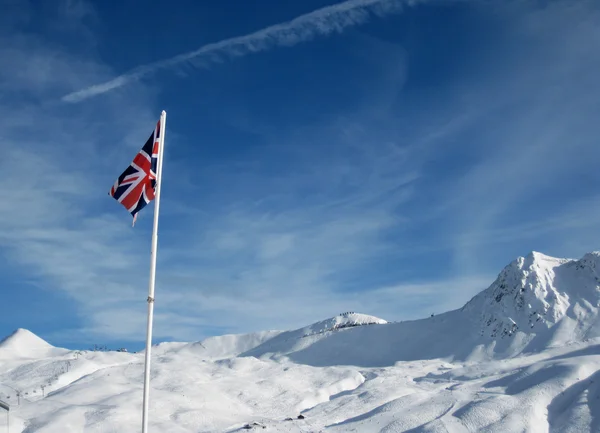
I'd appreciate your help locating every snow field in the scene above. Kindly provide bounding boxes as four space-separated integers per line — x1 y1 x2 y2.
1 251 600 431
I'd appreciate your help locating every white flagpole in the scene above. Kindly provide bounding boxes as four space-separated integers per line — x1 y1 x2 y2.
141 109 167 433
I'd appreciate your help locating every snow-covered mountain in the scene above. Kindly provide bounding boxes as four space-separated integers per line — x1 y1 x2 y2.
465 251 600 341
1 251 600 432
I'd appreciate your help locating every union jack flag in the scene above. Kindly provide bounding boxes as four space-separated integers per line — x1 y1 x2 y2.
110 118 162 225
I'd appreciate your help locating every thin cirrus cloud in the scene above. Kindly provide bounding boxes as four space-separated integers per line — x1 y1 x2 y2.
61 0 425 103
3 0 600 348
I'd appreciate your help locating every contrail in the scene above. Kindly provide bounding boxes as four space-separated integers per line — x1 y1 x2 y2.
63 0 423 103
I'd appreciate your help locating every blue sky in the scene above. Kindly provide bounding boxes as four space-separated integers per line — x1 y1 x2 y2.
1 0 599 350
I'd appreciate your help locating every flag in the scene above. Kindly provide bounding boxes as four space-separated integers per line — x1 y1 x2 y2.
109 118 162 225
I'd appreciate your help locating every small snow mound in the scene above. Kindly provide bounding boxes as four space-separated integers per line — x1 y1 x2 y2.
302 313 387 337
0 328 64 359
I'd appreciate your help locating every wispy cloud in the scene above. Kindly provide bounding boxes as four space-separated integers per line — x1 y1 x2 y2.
4 0 600 349
62 0 422 103
0 5 162 344
0 12 425 345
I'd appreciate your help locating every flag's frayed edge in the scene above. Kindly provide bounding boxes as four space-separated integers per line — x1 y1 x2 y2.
62 0 422 103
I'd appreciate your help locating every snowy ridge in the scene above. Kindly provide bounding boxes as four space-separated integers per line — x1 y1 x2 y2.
246 251 600 365
242 313 387 359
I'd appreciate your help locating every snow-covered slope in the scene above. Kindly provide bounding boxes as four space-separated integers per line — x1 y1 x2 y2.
1 250 600 432
153 330 282 359
3 331 600 432
242 313 387 360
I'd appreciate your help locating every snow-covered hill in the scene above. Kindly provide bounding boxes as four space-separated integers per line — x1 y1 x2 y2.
0 329 68 360
242 312 387 360
1 251 599 432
